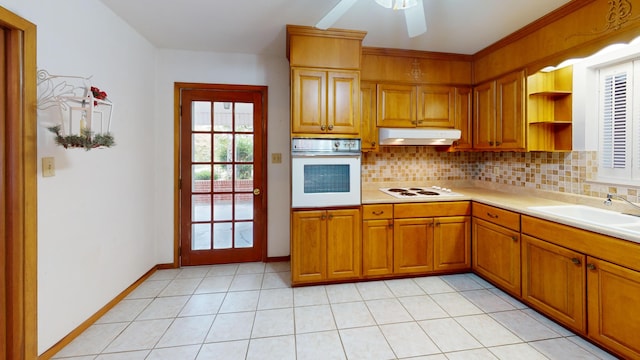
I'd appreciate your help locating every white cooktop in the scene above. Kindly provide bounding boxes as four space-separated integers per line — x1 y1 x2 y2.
379 186 464 199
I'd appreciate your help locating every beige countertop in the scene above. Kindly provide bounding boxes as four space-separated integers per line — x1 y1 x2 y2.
362 184 640 244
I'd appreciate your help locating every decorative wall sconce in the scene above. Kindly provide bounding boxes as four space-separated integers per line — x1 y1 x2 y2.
37 69 115 150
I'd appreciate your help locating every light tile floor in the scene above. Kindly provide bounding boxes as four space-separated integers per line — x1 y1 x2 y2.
52 262 619 360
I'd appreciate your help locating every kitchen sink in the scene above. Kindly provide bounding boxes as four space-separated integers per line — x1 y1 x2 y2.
528 204 640 228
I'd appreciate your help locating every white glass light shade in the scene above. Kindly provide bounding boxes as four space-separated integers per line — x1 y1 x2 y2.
375 0 393 8
393 0 417 10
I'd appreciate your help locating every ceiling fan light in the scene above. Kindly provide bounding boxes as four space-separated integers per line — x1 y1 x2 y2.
393 0 417 10
375 0 393 8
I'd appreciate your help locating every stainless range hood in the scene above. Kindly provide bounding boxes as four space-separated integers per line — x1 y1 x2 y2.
379 128 462 146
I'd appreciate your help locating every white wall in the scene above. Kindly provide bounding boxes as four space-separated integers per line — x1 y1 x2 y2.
154 49 291 262
0 0 158 354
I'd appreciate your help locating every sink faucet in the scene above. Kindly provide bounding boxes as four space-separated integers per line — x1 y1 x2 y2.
604 193 640 211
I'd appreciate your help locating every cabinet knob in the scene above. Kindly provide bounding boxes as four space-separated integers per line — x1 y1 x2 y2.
328 125 334 130
587 263 596 270
321 214 326 220
571 257 581 265
489 141 494 146
511 236 518 241
388 221 393 228
496 141 502 146
372 141 376 147
328 214 333 220
320 125 326 131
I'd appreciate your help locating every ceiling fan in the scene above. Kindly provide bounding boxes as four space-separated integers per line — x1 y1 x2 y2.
316 0 427 38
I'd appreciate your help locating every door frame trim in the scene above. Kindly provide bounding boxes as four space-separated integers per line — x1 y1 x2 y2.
173 82 268 267
0 6 38 359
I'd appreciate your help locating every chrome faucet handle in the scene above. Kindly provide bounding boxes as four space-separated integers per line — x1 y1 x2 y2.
604 193 640 210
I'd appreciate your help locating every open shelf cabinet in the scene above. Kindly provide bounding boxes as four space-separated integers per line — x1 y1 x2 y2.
527 66 573 152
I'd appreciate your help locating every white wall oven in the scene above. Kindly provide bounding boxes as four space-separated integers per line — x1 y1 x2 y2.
291 138 361 208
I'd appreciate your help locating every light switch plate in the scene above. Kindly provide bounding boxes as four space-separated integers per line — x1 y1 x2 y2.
272 153 282 164
42 157 55 177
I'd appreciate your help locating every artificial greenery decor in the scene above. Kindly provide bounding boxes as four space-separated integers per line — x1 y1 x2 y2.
47 125 115 150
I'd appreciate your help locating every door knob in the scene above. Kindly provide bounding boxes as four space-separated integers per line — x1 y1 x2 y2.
253 188 261 196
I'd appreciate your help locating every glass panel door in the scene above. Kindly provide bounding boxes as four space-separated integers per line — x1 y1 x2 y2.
180 86 266 265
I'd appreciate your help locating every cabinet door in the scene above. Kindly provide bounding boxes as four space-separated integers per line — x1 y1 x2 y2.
452 86 473 150
522 235 586 334
394 218 434 274
291 210 326 284
417 85 455 128
472 217 521 296
377 84 416 127
587 257 640 359
360 81 378 152
434 216 470 271
328 70 360 135
496 70 525 150
291 68 327 134
363 219 394 277
473 81 495 149
326 208 361 280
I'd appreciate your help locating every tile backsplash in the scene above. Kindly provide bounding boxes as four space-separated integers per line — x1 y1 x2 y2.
362 147 639 203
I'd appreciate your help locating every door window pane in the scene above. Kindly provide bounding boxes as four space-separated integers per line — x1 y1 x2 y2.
192 101 211 131
235 102 254 132
235 194 253 220
192 195 211 221
213 223 232 249
192 224 211 250
213 194 232 221
213 134 233 162
213 165 232 192
236 164 253 181
193 133 211 162
235 134 254 162
235 222 253 248
213 102 232 131
193 165 212 191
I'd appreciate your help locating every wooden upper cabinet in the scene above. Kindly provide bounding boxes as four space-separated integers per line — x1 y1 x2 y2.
377 84 458 128
377 84 416 127
291 68 360 136
291 68 327 134
473 81 495 149
360 81 378 152
496 70 525 150
452 86 473 150
473 70 525 151
417 85 456 128
328 71 360 134
287 25 365 138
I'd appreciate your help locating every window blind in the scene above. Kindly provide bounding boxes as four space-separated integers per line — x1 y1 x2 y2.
601 71 628 169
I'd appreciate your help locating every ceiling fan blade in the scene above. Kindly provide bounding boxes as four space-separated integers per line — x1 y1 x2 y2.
404 0 427 37
315 0 358 30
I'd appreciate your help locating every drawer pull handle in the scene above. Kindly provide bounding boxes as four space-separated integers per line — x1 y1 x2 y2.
571 258 581 265
372 211 384 216
587 263 596 270
487 212 499 219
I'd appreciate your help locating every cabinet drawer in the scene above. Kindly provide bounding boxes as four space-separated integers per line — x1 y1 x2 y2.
395 201 470 218
362 204 393 220
472 202 520 231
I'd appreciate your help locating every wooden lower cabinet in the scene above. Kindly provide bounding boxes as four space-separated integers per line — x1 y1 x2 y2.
394 218 434 274
434 216 471 271
587 257 640 359
362 218 393 277
472 217 521 296
291 208 361 285
521 234 586 334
